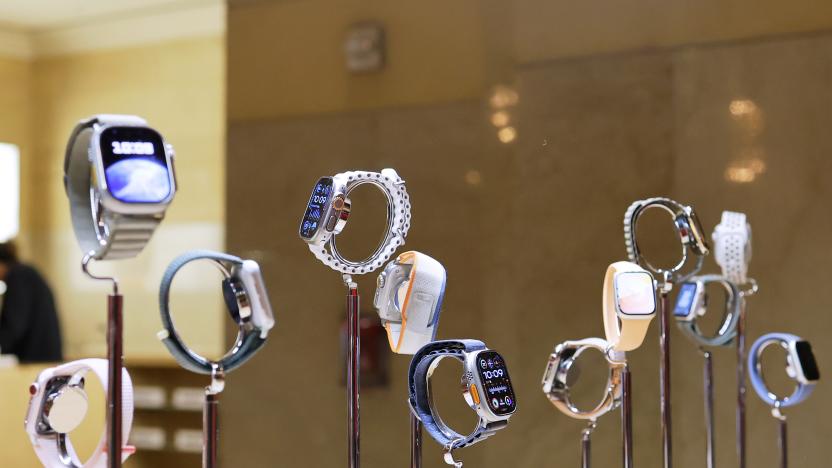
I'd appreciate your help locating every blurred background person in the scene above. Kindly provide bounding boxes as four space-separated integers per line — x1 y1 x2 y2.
0 241 62 362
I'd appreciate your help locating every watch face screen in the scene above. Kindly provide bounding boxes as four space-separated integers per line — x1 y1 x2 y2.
674 282 698 317
300 177 333 239
614 271 656 316
100 126 171 203
476 350 516 416
795 341 820 381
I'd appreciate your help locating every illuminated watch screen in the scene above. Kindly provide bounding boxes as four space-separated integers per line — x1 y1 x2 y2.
614 271 656 316
476 350 516 416
674 282 698 317
300 177 333 239
100 127 171 203
795 341 820 381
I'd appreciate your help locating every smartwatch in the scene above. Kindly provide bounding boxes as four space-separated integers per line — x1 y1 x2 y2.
158 250 275 375
712 211 752 285
542 337 625 421
673 275 741 347
748 333 819 408
64 114 177 260
374 251 446 354
299 169 411 275
408 340 516 453
24 359 134 467
624 197 709 281
602 261 657 351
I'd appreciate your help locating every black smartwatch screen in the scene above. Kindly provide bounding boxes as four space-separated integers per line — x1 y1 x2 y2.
100 126 170 203
476 350 516 416
300 177 333 239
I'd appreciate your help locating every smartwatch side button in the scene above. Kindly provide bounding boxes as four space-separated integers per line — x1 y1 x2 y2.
470 384 480 405
326 214 338 231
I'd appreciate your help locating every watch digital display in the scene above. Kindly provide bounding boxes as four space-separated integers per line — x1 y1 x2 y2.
614 271 656 316
300 177 333 239
674 282 698 317
795 341 820 381
476 350 516 416
100 126 171 204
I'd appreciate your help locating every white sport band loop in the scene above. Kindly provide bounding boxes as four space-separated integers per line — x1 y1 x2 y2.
27 359 134 468
713 211 754 290
310 169 411 275
602 261 655 352
624 197 709 283
63 114 170 260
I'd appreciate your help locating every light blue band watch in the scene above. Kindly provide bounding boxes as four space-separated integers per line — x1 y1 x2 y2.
748 333 818 408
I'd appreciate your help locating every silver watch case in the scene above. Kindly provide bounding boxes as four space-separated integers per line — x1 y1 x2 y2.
300 175 351 246
461 349 516 423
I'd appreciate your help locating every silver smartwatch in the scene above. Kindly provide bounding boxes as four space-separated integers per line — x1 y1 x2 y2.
64 114 177 260
542 337 625 421
673 275 741 348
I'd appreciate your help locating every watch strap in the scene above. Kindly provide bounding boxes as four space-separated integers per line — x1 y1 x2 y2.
158 250 267 374
676 275 740 348
602 261 654 351
713 211 751 284
64 114 163 260
748 333 815 408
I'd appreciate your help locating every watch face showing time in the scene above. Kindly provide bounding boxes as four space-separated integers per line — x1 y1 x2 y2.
100 126 171 203
673 282 698 317
614 271 656 316
476 350 517 416
795 341 820 381
300 177 333 239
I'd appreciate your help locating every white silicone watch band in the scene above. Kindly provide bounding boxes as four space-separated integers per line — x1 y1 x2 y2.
713 211 751 284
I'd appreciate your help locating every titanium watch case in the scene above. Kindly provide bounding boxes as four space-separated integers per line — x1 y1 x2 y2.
83 121 177 215
461 349 517 422
542 338 625 420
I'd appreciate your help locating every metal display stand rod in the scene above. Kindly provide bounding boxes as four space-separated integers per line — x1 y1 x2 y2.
702 351 715 468
773 407 788 468
735 297 748 468
345 275 361 468
204 366 225 468
581 421 596 468
657 272 673 468
622 365 633 468
410 413 422 468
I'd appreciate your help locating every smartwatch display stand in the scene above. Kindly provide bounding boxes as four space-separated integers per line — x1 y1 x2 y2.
656 270 674 468
622 364 633 468
344 274 361 468
701 350 715 468
410 413 423 468
735 283 756 468
581 420 596 468
204 365 225 468
82 255 124 468
772 405 788 468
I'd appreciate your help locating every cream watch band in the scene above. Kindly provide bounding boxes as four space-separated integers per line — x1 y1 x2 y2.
603 261 654 351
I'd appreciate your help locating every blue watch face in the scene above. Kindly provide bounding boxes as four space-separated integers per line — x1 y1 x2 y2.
476 350 516 416
300 177 333 239
100 127 171 204
674 282 698 317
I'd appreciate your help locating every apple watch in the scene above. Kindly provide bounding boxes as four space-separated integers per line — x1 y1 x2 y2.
408 340 516 458
374 251 446 354
673 275 741 347
64 114 177 260
748 333 819 408
24 359 134 467
624 197 709 281
712 211 752 286
299 169 411 275
157 250 275 374
542 337 625 421
602 261 657 352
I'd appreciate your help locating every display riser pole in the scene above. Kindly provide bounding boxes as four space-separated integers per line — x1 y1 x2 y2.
703 352 715 468
778 418 788 468
622 365 633 468
658 285 672 468
736 300 748 468
347 286 360 468
107 293 123 468
410 413 422 468
204 393 219 468
581 430 591 468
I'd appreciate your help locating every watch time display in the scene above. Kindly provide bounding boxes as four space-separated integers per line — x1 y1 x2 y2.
476 350 516 416
300 177 333 239
674 282 698 317
100 126 171 203
614 271 656 316
795 341 820 381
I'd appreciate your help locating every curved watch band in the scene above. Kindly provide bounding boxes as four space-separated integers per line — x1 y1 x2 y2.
713 211 752 285
408 340 506 450
376 251 446 354
542 337 624 421
29 359 134 468
158 250 267 375
624 197 708 282
64 114 163 260
309 169 411 275
748 333 815 408
602 261 655 351
676 275 741 348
